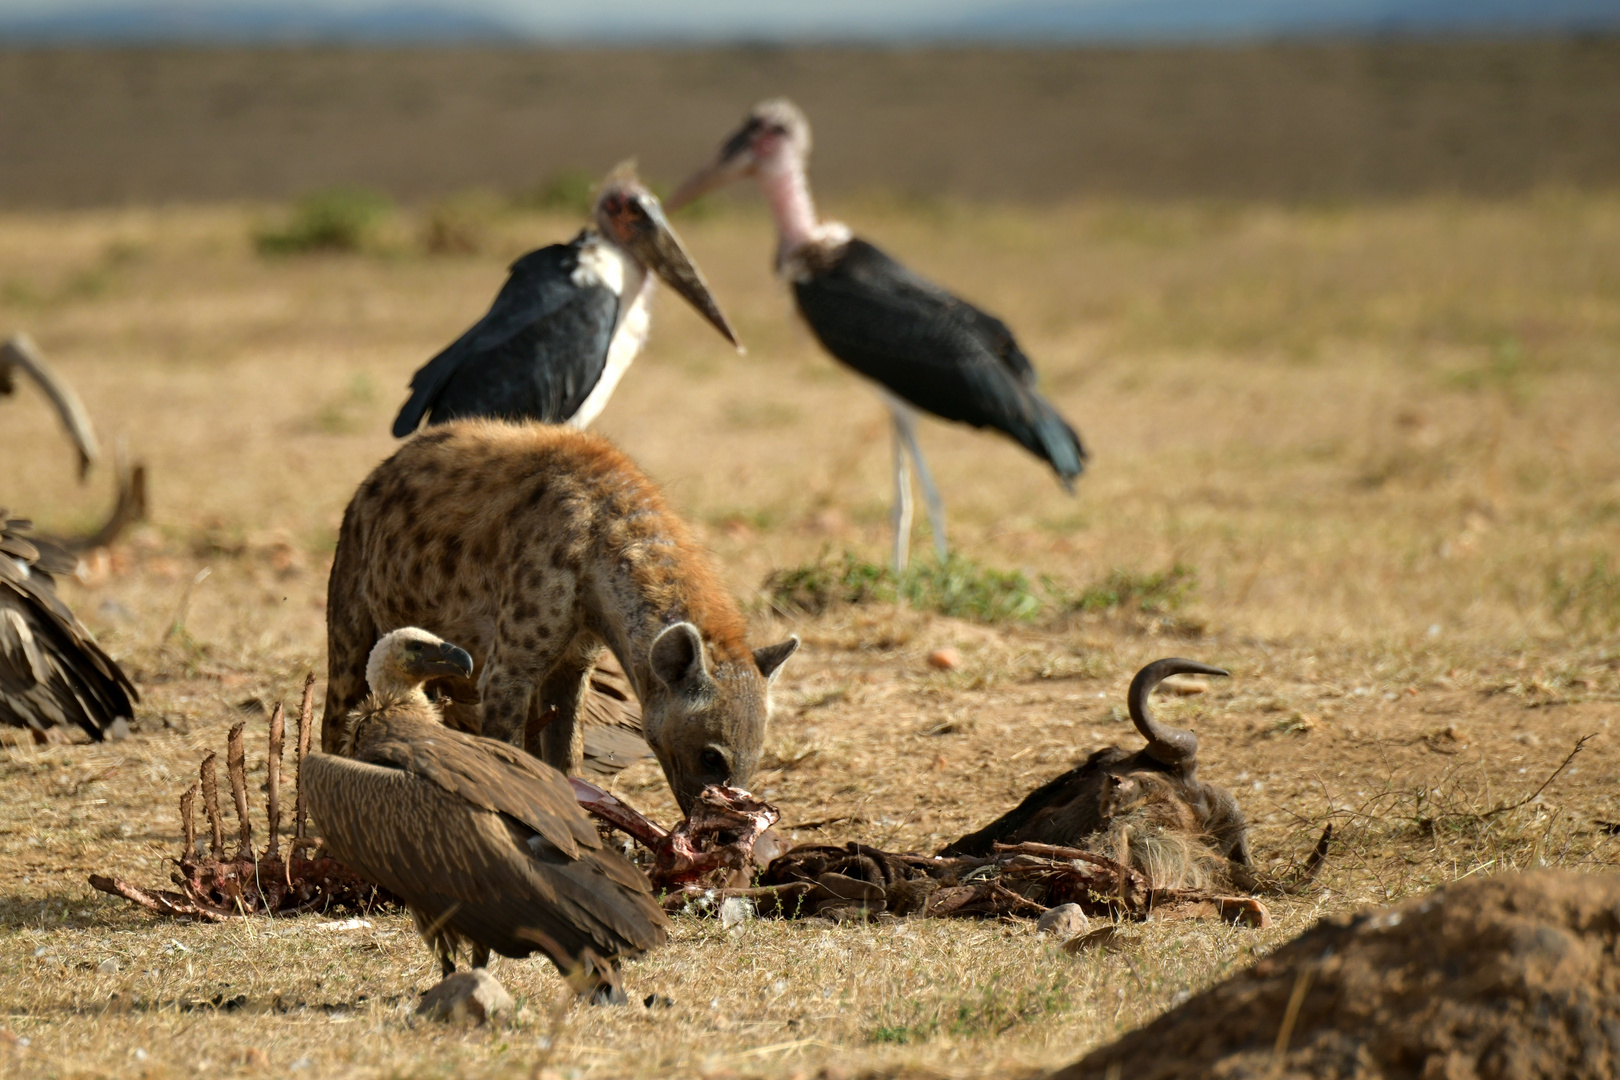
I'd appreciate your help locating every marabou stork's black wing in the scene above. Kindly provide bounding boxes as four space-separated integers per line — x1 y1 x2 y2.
304 752 668 965
392 234 619 436
0 515 136 740
794 239 1087 487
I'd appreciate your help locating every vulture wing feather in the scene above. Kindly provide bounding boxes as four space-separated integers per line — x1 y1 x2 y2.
305 750 668 965
356 712 599 859
0 520 136 739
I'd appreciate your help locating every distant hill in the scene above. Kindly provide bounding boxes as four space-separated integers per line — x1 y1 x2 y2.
0 0 1617 44
1 41 1616 208
955 0 1620 40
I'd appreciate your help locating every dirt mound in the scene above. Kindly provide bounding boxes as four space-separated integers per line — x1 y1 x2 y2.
1054 869 1620 1080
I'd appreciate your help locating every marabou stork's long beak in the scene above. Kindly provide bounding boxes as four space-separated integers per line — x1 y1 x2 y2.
621 192 741 351
406 640 476 681
664 142 752 214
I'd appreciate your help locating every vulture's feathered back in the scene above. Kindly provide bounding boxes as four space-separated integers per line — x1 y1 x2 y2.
0 513 136 740
304 652 668 993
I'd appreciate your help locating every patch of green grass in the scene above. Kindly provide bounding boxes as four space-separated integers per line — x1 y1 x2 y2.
763 550 894 615
307 372 380 435
1447 336 1532 403
420 189 503 255
763 550 1196 624
1069 564 1198 616
869 972 1076 1044
906 557 1046 622
1548 555 1620 633
519 168 596 217
256 187 395 254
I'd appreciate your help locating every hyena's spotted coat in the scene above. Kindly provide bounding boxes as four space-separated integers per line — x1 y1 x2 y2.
324 420 797 811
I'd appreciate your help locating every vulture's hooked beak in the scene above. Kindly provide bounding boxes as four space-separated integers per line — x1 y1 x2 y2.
408 641 475 680
621 192 741 352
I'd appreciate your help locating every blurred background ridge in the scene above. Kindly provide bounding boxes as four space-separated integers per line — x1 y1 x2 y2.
0 0 1617 44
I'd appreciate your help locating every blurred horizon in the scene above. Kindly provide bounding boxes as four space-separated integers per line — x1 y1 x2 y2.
0 0 1617 44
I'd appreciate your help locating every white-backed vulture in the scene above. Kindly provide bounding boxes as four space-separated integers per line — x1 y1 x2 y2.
304 628 669 1003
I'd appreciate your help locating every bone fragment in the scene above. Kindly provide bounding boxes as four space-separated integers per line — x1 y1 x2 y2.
227 721 252 858
265 701 284 859
200 752 224 858
294 672 315 843
179 782 198 860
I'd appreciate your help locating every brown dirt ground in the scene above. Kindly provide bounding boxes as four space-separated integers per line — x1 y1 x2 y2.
1 41 1619 208
1058 868 1620 1080
0 192 1617 1078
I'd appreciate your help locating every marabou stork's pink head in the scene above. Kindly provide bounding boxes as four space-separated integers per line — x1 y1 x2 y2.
665 99 811 211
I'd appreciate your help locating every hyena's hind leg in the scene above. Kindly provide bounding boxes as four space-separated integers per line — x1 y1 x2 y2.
527 635 603 775
477 620 575 751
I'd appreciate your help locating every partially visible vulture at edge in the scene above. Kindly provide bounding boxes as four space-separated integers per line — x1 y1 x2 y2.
304 628 670 1003
667 100 1087 571
2 333 140 742
0 513 137 741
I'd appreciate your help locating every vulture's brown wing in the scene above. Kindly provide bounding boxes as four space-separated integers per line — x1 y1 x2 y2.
304 753 668 964
580 652 653 779
358 714 598 861
0 550 136 739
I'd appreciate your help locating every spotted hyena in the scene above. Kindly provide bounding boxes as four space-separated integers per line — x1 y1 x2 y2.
323 420 798 812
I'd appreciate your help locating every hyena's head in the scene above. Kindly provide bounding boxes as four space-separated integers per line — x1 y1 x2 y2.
641 622 799 815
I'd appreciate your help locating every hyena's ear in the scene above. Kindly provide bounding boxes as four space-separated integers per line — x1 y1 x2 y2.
650 622 714 697
753 636 800 684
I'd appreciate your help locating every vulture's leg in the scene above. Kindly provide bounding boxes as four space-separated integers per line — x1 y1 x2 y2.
584 963 628 1006
471 944 490 970
888 411 914 573
891 400 948 562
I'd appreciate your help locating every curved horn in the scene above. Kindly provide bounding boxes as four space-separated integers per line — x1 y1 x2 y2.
1 334 100 479
1128 657 1229 772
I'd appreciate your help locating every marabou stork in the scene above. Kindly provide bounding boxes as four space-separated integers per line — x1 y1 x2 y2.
393 163 738 436
305 628 669 1004
668 100 1087 570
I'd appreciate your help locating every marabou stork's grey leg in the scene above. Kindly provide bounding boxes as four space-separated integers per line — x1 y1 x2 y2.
891 403 948 562
890 413 914 573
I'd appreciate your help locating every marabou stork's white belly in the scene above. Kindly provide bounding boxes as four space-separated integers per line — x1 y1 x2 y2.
569 238 652 430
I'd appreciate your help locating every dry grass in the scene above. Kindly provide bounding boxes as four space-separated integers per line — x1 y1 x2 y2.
1 191 1619 1078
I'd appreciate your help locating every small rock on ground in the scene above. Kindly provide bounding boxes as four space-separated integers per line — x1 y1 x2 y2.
1036 903 1090 937
416 970 513 1025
